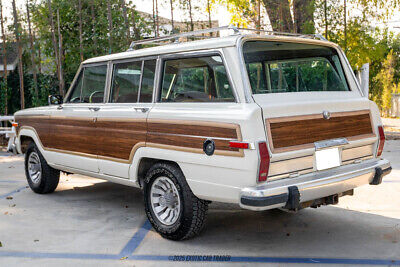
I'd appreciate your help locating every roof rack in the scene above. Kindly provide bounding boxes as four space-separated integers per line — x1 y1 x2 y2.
127 25 327 51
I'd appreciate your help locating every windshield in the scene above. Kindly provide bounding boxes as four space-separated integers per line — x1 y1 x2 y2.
243 41 350 94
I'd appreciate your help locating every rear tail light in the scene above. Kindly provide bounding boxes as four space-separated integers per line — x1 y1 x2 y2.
377 126 385 157
258 142 270 182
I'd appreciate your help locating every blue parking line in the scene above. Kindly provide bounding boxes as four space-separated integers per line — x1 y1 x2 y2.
0 186 27 199
0 180 19 183
118 220 152 258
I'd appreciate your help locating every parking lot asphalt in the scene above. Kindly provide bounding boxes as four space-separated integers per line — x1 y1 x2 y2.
0 141 400 266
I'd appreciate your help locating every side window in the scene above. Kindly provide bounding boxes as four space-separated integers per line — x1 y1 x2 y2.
160 55 235 103
110 61 142 103
67 65 107 103
68 71 83 102
139 60 156 103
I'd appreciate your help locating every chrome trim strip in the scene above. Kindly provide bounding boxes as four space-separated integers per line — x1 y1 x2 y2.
314 138 349 150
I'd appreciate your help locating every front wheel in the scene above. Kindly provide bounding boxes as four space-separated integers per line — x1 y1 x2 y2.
143 162 208 240
25 142 60 194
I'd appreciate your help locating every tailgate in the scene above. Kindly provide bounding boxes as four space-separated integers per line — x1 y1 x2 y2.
242 40 378 181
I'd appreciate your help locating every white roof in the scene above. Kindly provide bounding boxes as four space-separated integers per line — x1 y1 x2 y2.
83 34 338 64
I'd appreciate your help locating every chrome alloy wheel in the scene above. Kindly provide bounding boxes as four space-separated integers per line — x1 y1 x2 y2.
28 152 42 184
150 176 181 225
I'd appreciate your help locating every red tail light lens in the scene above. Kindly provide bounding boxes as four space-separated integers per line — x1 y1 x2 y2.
377 126 385 157
258 142 270 182
229 141 249 149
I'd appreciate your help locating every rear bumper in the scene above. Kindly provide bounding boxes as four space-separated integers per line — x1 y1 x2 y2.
240 158 391 211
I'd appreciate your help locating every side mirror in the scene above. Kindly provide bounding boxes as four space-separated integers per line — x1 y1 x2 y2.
48 95 63 105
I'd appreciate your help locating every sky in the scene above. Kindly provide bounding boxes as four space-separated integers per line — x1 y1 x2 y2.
2 0 400 34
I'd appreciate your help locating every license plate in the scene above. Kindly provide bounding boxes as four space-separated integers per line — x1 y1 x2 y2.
315 147 341 171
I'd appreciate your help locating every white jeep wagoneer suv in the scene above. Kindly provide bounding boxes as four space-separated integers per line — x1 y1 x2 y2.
13 26 391 240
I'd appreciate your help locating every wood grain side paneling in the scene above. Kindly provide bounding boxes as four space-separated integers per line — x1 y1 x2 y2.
48 117 98 155
16 116 243 162
15 116 52 147
267 110 374 153
96 118 147 160
147 120 238 139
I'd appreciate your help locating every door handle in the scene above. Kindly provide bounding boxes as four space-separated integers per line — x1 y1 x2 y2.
88 107 100 112
134 107 149 113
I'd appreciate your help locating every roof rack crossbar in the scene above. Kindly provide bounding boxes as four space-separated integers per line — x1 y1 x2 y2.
127 25 327 51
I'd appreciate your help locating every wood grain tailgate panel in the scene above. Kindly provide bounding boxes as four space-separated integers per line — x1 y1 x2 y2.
267 110 374 153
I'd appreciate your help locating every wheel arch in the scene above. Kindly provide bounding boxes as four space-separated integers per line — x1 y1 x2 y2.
18 128 46 156
136 157 182 188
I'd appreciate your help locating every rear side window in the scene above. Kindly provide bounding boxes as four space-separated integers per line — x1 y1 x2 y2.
140 60 156 102
67 65 107 103
160 55 235 102
243 41 350 94
110 61 142 103
110 59 156 103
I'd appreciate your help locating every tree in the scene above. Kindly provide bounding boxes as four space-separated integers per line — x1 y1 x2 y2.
12 0 25 109
78 0 83 62
27 0 39 103
120 0 130 43
262 0 293 32
0 0 7 114
170 0 175 32
47 0 64 96
107 0 113 53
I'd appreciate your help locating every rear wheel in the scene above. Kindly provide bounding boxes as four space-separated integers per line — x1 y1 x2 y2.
143 162 208 240
25 142 60 194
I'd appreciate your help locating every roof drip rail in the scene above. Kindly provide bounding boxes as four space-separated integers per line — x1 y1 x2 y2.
127 25 327 51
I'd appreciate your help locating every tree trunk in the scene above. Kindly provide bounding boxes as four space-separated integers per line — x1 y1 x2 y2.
152 0 156 37
262 0 293 32
0 0 7 114
207 0 212 28
78 0 83 62
344 0 347 51
57 9 64 96
120 0 130 43
155 0 159 36
188 0 194 31
293 0 315 33
12 0 25 109
170 0 174 32
131 9 140 41
107 0 113 53
33 31 42 73
257 0 261 30
90 0 98 54
324 0 328 39
47 0 63 96
26 0 38 103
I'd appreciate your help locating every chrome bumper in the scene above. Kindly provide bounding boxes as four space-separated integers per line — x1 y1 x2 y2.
240 158 391 211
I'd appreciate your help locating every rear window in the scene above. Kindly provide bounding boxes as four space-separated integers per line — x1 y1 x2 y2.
243 41 350 94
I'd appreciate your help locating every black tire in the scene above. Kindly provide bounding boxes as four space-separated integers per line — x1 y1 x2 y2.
143 162 208 240
25 142 60 194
